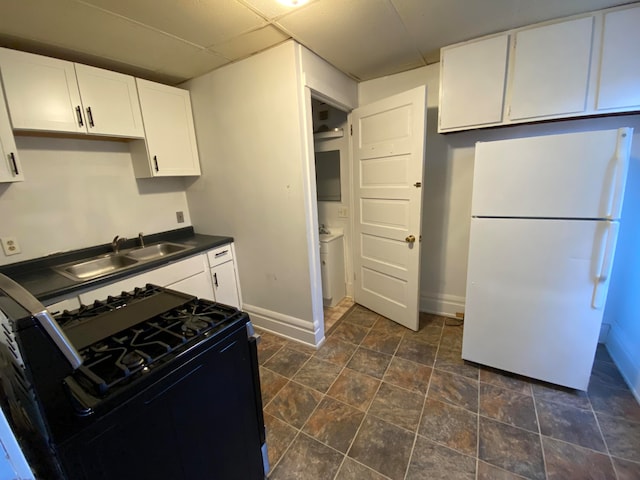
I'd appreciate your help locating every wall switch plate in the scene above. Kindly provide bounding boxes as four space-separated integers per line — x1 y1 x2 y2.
338 206 348 218
1 237 21 256
176 211 185 223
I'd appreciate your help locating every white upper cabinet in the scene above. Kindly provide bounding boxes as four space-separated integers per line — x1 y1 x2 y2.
74 64 144 138
439 4 640 132
132 79 201 177
0 48 84 133
438 34 509 132
0 81 24 183
508 16 594 121
0 48 143 138
596 4 640 112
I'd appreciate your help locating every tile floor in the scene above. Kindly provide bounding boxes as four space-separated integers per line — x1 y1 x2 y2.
323 297 355 332
257 306 640 480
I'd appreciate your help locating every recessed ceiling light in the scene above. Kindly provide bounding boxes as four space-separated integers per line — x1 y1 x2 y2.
277 0 310 7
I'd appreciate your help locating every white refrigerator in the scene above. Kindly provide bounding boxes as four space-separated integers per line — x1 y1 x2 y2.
462 128 633 390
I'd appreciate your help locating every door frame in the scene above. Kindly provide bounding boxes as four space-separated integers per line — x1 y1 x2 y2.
299 84 355 344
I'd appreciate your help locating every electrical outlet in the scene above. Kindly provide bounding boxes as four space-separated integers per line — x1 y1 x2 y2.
1 237 21 256
176 211 185 223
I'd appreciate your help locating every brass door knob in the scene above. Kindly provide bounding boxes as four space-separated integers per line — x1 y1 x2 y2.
405 235 416 243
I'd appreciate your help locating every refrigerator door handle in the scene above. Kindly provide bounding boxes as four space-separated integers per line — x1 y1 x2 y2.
605 130 631 219
591 222 619 309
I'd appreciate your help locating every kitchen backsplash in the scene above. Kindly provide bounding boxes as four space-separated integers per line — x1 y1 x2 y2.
0 135 191 266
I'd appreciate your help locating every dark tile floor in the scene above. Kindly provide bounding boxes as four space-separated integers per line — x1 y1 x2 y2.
257 306 640 480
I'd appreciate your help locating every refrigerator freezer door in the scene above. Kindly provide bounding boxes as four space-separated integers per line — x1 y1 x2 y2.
462 217 618 390
472 128 632 220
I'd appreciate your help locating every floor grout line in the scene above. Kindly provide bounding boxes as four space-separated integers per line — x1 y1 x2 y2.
261 311 640 480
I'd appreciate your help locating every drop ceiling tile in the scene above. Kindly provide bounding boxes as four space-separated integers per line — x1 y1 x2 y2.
211 25 289 60
240 0 319 20
278 0 424 80
392 0 629 57
78 0 268 47
511 0 630 26
0 0 228 82
154 48 230 82
392 0 519 56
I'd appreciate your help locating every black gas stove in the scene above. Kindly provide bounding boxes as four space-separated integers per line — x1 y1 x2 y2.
57 285 242 399
0 276 267 480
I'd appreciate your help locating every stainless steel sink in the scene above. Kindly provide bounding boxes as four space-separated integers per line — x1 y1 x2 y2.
56 255 139 280
54 242 193 281
125 242 191 261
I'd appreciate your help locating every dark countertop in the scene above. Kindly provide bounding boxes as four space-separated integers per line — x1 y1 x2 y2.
0 227 233 304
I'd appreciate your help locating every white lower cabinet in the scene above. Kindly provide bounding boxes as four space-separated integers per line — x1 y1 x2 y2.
206 244 241 309
78 253 210 304
57 244 240 309
166 270 214 301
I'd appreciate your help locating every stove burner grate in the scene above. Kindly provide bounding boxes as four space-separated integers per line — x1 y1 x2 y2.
61 286 242 397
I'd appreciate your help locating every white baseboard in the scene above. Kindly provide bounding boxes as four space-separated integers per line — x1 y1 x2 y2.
243 303 323 347
420 292 465 318
606 324 640 404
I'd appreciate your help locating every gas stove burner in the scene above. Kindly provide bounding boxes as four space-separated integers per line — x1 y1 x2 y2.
57 286 243 396
121 351 145 369
181 316 210 334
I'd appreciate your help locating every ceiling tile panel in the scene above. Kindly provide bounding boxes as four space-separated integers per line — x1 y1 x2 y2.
78 0 267 47
239 0 320 20
211 25 289 60
393 0 629 62
0 0 633 83
278 0 424 80
77 0 268 46
392 0 519 58
0 0 228 83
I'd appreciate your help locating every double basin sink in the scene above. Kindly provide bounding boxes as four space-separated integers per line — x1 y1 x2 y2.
54 242 193 281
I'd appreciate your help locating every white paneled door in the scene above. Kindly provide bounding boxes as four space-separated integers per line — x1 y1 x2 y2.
352 86 426 331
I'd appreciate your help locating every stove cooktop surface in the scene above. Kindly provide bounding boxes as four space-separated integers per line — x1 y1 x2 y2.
56 285 242 396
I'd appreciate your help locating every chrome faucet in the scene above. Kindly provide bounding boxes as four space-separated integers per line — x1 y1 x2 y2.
112 235 127 253
138 232 145 247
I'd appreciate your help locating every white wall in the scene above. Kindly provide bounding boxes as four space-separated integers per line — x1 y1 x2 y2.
359 64 640 399
183 41 356 346
603 137 640 401
0 136 190 265
183 42 318 344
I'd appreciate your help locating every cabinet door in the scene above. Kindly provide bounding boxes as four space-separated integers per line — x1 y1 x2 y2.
135 79 201 177
211 261 240 309
0 82 24 183
0 48 84 133
74 64 144 138
509 16 594 120
596 5 640 112
167 271 214 301
79 255 206 304
439 34 509 132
